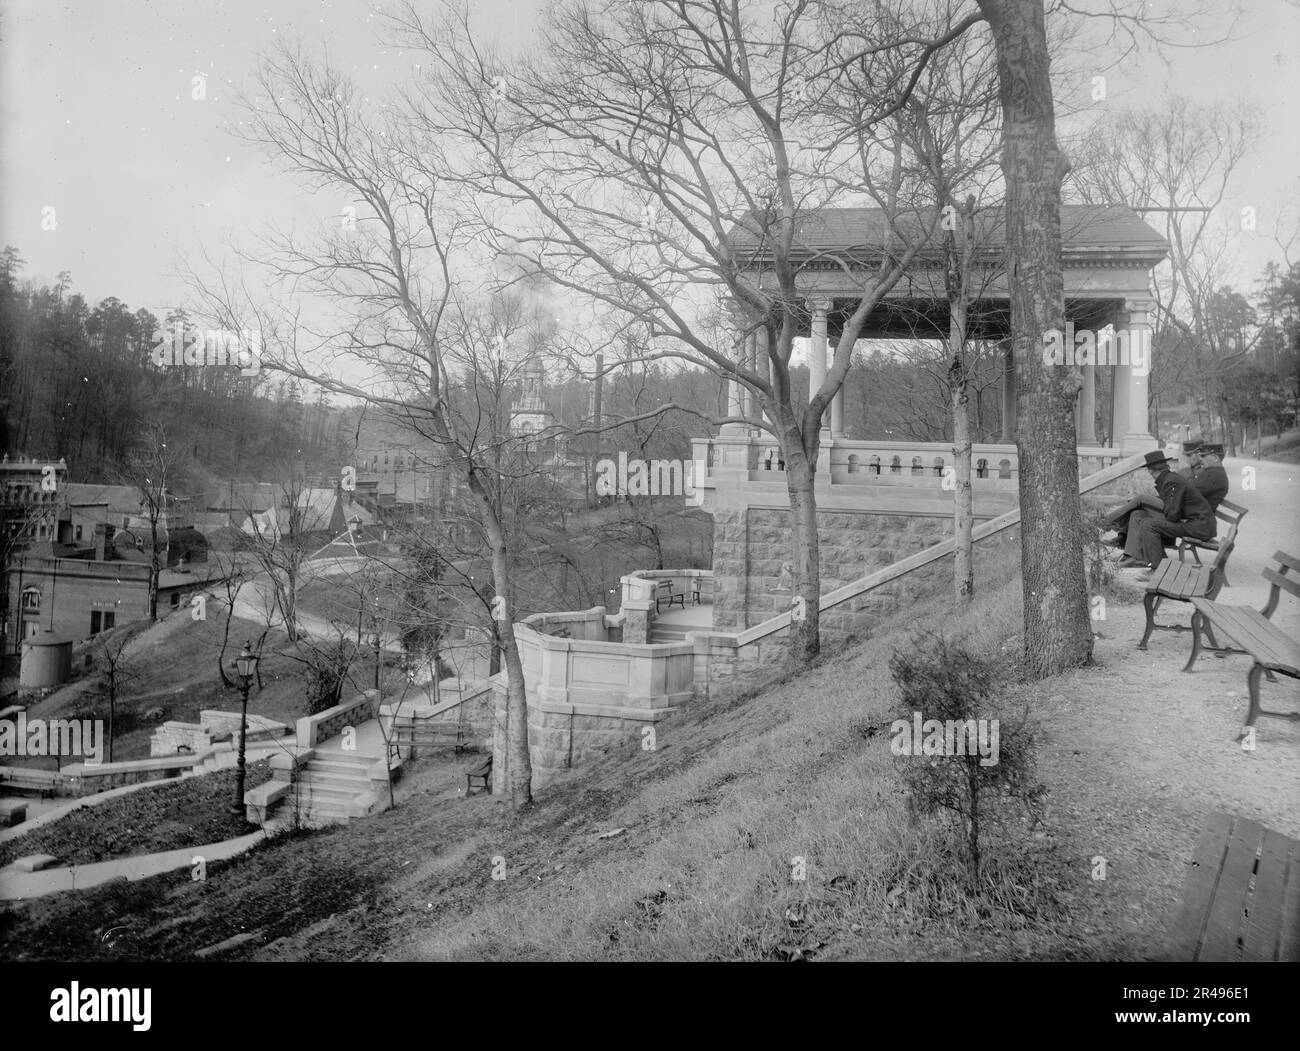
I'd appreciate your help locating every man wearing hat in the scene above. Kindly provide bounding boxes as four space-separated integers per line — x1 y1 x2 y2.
1178 438 1204 481
1193 443 1230 511
1117 449 1217 577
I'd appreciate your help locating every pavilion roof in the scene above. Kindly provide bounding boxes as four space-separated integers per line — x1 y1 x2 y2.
728 204 1169 264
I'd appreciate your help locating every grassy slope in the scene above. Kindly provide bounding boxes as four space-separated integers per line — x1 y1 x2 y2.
5 538 1120 962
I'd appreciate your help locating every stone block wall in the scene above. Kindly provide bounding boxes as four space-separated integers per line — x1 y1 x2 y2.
711 506 954 644
150 722 213 757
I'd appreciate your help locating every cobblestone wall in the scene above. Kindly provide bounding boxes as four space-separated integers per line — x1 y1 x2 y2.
711 507 955 643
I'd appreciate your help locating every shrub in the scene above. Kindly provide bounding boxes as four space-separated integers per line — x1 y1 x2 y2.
887 633 1045 888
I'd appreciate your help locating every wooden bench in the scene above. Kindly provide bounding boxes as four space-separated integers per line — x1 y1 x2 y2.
1183 551 1300 736
1176 499 1248 589
1137 510 1242 651
1166 812 1300 961
466 756 492 796
654 579 685 612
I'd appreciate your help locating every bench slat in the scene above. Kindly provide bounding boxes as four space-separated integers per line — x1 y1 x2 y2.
1190 601 1300 675
1199 816 1267 961
1282 839 1300 962
1244 828 1300 961
1262 566 1300 602
1168 812 1236 960
1273 550 1300 574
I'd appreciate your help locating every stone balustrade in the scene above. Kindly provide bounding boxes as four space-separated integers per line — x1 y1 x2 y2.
295 689 379 749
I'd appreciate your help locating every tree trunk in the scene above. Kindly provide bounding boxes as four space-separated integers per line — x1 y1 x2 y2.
949 198 975 604
464 466 532 809
783 438 821 665
978 0 1093 675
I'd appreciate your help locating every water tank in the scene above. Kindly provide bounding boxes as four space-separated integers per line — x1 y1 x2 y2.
19 631 74 689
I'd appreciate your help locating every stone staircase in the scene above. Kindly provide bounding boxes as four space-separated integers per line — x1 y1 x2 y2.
270 751 387 829
649 621 690 644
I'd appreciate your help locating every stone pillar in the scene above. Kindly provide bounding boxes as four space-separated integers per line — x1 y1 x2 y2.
743 331 757 420
721 327 747 436
1117 299 1157 453
808 298 830 433
1077 361 1097 443
831 371 846 437
1000 339 1016 442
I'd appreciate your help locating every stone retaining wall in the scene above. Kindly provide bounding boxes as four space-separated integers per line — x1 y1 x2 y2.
712 505 956 641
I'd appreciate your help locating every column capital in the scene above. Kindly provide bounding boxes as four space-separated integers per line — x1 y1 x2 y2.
805 296 833 315
1120 297 1156 323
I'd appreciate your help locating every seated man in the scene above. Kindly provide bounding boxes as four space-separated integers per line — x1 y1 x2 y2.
1177 438 1204 481
1118 449 1216 579
1193 442 1229 511
1099 438 1202 549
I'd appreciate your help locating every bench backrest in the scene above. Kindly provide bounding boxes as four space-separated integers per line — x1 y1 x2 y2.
656 580 672 592
1208 501 1247 577
1261 551 1300 619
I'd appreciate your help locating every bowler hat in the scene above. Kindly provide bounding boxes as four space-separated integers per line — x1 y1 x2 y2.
1143 450 1171 469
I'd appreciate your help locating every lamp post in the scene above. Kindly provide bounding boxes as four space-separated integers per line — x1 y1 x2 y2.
370 631 381 691
231 641 258 816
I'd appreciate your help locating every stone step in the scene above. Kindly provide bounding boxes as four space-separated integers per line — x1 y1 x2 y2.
307 756 376 777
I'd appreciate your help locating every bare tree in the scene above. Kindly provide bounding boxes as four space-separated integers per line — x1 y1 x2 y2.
119 421 183 622
403 0 952 664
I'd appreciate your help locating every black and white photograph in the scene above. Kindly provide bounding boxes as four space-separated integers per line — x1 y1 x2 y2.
0 0 1297 1000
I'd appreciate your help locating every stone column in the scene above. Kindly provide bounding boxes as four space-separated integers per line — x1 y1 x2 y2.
743 331 757 420
830 355 846 439
1000 339 1017 442
1077 361 1097 444
1117 299 1157 453
721 327 747 436
808 298 830 433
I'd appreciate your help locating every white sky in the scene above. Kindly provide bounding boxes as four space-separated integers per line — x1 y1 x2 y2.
0 0 1296 319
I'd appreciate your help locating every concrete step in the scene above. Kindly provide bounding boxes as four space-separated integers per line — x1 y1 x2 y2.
296 773 370 794
306 757 376 778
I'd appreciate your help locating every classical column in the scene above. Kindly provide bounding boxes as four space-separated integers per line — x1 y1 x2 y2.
1116 299 1157 453
808 297 830 433
830 347 846 439
743 331 757 420
1000 339 1017 442
720 327 747 436
1077 361 1097 444
754 325 770 423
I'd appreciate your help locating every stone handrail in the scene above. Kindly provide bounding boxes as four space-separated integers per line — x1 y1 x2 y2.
712 452 1149 648
295 689 379 749
694 434 1125 486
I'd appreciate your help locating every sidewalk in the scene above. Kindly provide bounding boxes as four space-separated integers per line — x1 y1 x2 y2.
0 819 287 900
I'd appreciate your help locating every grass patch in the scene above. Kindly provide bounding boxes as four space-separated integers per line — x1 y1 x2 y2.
0 761 273 870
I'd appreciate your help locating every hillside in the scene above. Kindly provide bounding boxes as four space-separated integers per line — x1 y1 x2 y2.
5 525 1295 961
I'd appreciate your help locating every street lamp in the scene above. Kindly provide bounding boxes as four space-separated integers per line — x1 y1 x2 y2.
231 641 259 816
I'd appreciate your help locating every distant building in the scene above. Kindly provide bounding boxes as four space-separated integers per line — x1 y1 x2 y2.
243 481 376 541
5 546 207 649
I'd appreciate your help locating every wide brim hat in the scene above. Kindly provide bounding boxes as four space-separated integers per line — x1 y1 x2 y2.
1143 449 1172 468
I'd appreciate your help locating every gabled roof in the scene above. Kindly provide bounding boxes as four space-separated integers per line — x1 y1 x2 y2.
61 483 145 516
728 203 1169 264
